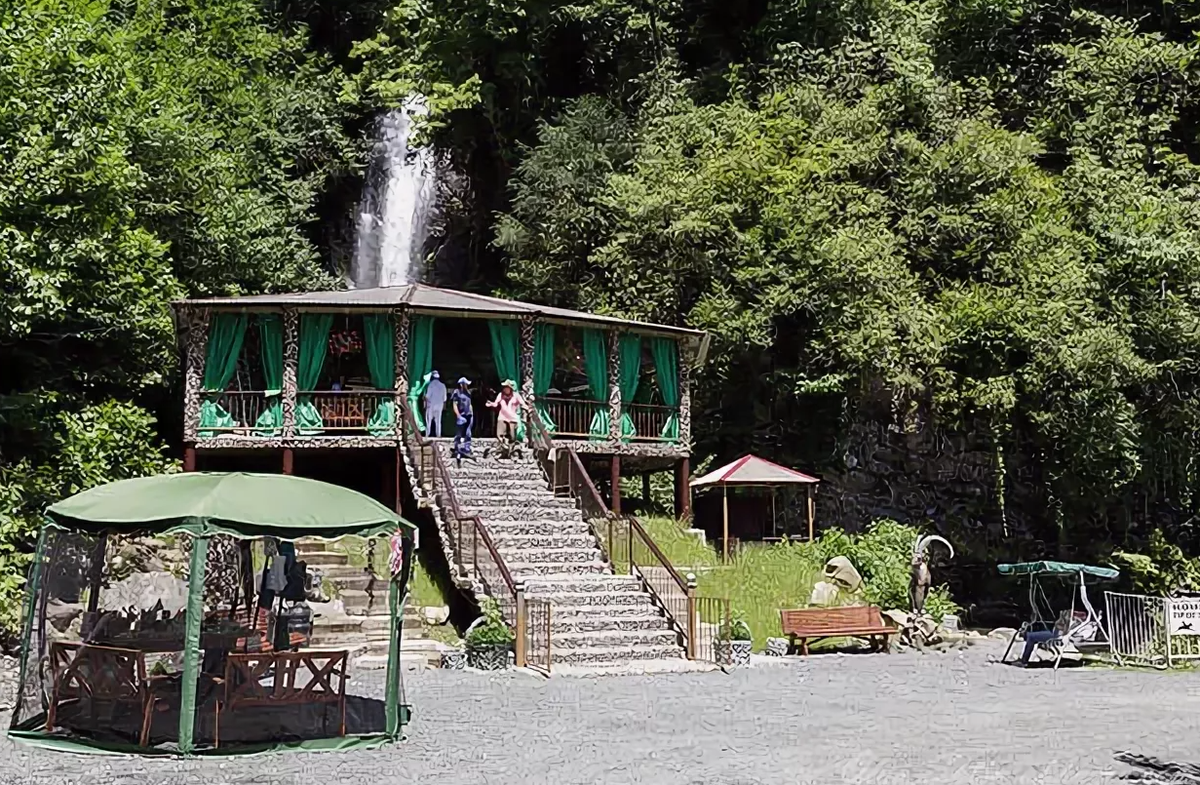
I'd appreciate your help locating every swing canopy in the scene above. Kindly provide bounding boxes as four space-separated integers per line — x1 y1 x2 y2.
998 561 1119 581
9 473 416 758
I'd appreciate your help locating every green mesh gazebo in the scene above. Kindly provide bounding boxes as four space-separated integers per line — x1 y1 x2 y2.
8 472 416 756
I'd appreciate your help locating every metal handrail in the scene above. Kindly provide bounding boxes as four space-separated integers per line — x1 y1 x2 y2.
525 408 696 657
400 406 518 615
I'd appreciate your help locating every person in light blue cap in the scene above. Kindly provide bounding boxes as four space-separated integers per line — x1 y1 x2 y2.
424 370 447 437
450 376 474 464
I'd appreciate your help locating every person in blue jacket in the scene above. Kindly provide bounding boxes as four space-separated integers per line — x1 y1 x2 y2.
450 377 475 465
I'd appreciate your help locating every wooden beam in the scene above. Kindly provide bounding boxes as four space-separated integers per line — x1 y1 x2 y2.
642 473 652 510
678 457 691 520
183 445 196 473
282 448 294 476
807 484 815 542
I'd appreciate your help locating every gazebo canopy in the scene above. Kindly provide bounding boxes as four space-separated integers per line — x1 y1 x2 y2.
691 454 820 488
47 472 415 541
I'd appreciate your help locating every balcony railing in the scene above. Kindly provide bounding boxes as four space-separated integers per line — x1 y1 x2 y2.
197 391 279 436
625 402 678 442
538 397 607 439
300 390 396 434
196 389 397 438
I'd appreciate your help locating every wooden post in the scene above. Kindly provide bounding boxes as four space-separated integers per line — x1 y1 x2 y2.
722 484 729 563
394 309 407 439
686 572 697 660
611 455 621 516
183 446 196 473
677 457 691 520
85 534 108 615
807 484 815 542
395 447 403 514
642 473 652 510
181 306 209 446
514 579 527 668
282 448 294 476
608 330 621 444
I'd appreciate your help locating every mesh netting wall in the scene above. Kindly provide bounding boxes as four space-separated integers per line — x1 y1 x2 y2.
11 527 410 754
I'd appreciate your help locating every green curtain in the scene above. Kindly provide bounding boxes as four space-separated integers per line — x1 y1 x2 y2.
651 337 680 441
253 314 283 436
618 334 640 441
582 329 610 439
533 323 556 432
198 313 247 436
296 313 334 435
488 320 524 441
407 316 434 431
365 315 396 436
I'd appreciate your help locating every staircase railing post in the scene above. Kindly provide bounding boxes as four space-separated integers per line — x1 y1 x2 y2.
515 579 527 668
627 517 634 575
686 573 697 660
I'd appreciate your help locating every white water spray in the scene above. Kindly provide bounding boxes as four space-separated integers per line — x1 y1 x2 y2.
350 97 437 289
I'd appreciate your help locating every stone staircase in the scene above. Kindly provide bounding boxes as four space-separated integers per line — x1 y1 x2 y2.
295 539 444 669
422 442 687 668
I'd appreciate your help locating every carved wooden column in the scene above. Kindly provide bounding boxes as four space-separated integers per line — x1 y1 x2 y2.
608 329 622 444
394 308 408 437
282 307 298 442
519 316 535 402
181 306 210 447
679 346 693 448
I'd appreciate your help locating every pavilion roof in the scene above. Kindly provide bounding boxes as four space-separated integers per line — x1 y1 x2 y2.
174 283 706 348
690 454 820 487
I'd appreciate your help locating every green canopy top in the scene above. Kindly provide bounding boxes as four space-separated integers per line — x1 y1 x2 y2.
46 472 415 541
997 560 1119 580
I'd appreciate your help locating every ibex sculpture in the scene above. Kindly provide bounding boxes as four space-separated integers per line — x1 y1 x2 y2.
909 534 954 616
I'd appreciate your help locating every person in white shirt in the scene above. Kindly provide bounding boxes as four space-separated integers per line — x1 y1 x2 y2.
423 370 448 437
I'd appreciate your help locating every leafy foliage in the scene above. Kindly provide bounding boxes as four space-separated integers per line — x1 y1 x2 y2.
0 0 354 639
466 597 514 647
1112 530 1200 596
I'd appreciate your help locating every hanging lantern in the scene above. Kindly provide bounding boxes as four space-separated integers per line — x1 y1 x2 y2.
328 329 363 357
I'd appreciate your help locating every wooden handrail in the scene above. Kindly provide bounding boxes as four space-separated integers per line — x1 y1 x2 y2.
627 516 688 595
401 406 517 600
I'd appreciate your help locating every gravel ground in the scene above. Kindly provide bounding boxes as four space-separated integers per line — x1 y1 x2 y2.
1 640 1198 785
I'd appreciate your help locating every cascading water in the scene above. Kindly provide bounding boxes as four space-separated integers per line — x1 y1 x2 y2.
350 97 437 289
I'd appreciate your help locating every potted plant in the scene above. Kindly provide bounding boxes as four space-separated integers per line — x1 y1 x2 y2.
465 597 514 671
716 610 753 667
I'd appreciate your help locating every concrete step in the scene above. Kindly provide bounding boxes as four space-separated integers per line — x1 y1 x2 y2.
490 533 597 550
301 551 352 567
463 505 581 522
525 590 655 607
451 477 549 492
322 572 390 592
549 644 686 665
544 603 664 619
550 614 672 633
508 561 609 577
455 493 575 509
313 564 377 580
482 520 591 536
340 589 392 616
552 628 680 650
496 547 602 565
521 574 642 593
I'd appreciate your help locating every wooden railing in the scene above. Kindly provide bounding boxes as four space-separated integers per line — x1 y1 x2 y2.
625 403 678 442
301 390 395 432
400 407 552 669
526 409 716 662
538 396 607 438
400 407 519 630
197 391 278 435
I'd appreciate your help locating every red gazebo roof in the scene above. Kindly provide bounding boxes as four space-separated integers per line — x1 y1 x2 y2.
690 454 819 487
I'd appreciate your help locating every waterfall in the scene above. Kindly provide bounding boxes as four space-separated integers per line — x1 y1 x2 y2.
350 97 437 289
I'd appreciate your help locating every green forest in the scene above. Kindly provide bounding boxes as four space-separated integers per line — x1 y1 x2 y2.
5 0 1200 626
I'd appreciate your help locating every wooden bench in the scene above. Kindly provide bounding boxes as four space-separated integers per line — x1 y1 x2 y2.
46 641 169 746
780 606 895 655
213 649 348 747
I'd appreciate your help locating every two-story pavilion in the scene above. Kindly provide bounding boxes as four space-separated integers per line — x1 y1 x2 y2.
172 284 707 516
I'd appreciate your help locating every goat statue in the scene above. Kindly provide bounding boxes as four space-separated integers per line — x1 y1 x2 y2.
909 533 954 617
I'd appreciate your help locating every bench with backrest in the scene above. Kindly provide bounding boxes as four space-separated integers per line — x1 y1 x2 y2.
213 649 348 747
780 606 895 655
46 641 170 746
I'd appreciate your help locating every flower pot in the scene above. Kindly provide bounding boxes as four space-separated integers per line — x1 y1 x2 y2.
441 650 466 670
716 640 753 667
466 642 512 671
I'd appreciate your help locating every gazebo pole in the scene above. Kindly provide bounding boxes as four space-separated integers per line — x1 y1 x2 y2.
772 489 777 538
722 484 729 563
806 485 815 542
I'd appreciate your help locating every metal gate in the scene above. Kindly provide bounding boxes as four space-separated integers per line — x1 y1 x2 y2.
1105 591 1167 667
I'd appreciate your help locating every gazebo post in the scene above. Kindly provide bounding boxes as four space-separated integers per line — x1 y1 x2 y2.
807 484 815 542
722 484 729 563
85 534 108 616
611 456 621 516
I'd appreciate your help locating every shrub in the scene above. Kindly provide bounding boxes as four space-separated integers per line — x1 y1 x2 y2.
1112 530 1200 596
466 597 514 647
718 609 752 641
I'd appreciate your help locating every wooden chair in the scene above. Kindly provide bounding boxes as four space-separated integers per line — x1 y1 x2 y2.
780 606 896 655
213 649 348 748
45 641 167 747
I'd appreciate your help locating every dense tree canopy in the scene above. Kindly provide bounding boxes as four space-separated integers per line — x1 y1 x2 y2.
7 0 1200 630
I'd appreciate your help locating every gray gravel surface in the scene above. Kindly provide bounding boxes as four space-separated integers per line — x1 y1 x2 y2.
1 640 1198 785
